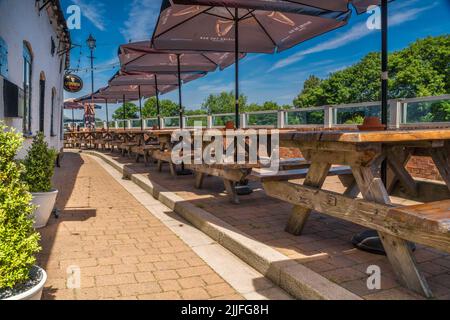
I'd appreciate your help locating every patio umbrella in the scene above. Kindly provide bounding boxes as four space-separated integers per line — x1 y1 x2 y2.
109 70 207 129
64 99 101 129
283 0 390 128
102 84 176 130
152 0 353 128
119 41 244 129
76 84 176 130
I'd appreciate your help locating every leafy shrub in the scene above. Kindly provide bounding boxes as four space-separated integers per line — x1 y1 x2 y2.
344 114 365 125
22 132 57 193
0 123 41 289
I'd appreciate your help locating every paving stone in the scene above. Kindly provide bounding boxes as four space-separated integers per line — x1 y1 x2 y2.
38 153 242 300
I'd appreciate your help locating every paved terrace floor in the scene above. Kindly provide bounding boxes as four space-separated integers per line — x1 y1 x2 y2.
38 152 253 300
83 149 450 300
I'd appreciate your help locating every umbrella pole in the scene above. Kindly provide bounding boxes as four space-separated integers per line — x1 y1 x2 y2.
105 99 109 131
123 94 126 130
177 54 183 129
233 8 251 196
72 108 75 131
139 85 143 131
352 0 390 255
381 0 388 185
176 54 191 176
234 8 240 129
155 75 161 130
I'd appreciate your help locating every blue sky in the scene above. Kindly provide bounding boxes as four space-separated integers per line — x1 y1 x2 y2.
62 0 450 121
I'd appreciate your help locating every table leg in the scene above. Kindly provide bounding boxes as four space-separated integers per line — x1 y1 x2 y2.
143 151 149 167
157 160 163 172
223 179 239 204
351 165 433 298
285 162 331 235
195 172 205 189
135 152 140 163
386 147 417 196
169 161 177 177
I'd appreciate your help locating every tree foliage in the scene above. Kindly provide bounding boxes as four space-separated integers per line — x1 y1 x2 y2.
293 35 450 123
201 91 248 114
112 102 139 120
142 97 180 118
0 123 41 290
22 132 57 193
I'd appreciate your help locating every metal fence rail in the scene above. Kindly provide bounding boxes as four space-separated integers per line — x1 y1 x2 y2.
64 95 450 131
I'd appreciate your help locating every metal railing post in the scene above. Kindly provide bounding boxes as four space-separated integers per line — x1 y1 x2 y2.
240 113 247 129
277 110 285 129
207 115 213 129
324 106 333 128
389 99 402 129
402 102 408 124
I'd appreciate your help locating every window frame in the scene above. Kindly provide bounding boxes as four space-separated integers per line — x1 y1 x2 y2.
0 37 8 78
50 88 57 137
23 43 33 135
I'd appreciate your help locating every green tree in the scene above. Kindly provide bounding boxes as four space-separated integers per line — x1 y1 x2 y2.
293 35 450 122
142 97 180 118
201 91 247 114
112 102 139 120
293 75 323 108
0 123 41 290
22 132 57 193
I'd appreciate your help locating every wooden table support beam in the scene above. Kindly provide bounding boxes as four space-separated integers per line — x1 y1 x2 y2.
285 162 331 235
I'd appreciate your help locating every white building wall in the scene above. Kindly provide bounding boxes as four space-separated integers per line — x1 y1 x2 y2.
0 0 67 158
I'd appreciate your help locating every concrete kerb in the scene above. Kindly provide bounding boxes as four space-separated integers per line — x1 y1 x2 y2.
81 150 361 300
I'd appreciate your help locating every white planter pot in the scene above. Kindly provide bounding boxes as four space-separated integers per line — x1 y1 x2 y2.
31 189 58 229
3 266 47 300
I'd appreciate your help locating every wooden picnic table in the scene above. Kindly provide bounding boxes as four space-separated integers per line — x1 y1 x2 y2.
150 129 294 203
261 129 450 298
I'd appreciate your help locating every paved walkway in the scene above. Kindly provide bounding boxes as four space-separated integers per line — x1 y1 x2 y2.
98 149 450 300
37 153 244 300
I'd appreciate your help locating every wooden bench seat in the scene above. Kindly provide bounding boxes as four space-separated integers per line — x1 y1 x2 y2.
250 166 352 182
131 144 160 166
388 200 450 234
279 158 310 170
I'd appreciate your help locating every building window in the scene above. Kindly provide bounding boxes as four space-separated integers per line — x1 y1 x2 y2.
0 37 8 78
23 43 33 134
51 37 56 57
39 72 46 133
51 88 56 136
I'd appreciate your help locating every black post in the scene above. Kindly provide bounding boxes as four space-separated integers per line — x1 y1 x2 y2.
123 94 126 130
155 75 161 129
138 85 144 131
105 99 109 131
234 8 240 129
89 51 94 130
381 0 388 185
72 108 75 131
177 54 183 129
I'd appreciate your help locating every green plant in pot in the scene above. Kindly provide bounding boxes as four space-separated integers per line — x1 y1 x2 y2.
22 132 58 229
0 123 45 300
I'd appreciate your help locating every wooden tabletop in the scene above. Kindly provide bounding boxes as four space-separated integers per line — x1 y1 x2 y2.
280 129 450 144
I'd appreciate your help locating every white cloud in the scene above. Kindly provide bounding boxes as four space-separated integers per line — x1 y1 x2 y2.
197 83 234 93
269 2 437 72
72 0 107 31
120 0 161 42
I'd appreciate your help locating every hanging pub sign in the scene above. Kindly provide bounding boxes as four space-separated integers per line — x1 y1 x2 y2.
63 74 83 93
